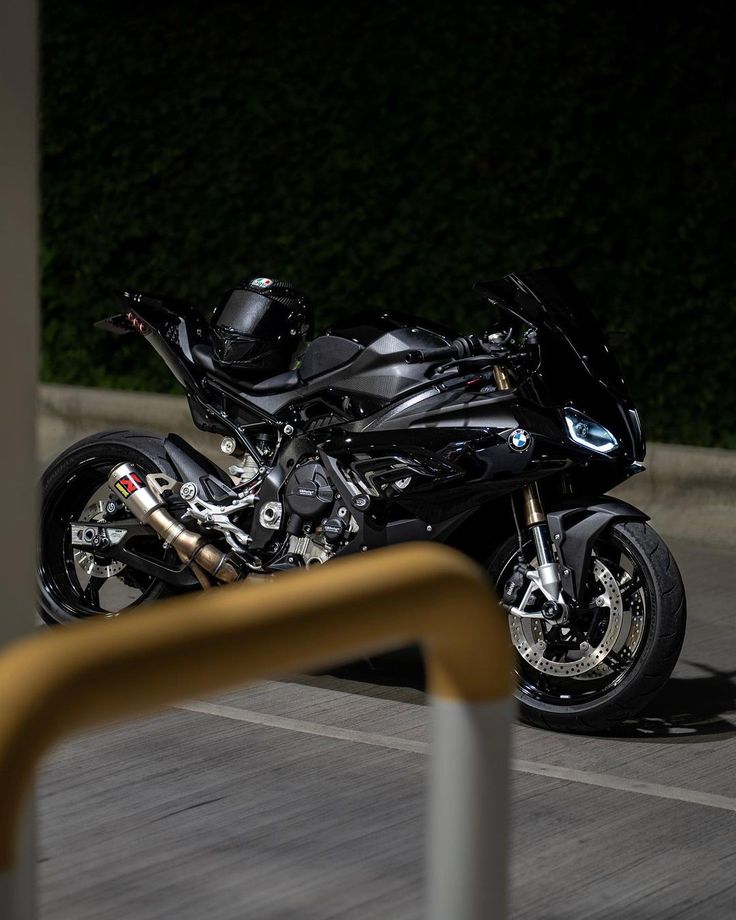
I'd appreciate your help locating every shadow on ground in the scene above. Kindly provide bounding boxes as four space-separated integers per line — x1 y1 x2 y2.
614 662 736 743
318 653 736 743
328 646 426 692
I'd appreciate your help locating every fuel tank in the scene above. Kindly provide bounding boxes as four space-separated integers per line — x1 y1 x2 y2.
301 312 453 402
245 312 456 418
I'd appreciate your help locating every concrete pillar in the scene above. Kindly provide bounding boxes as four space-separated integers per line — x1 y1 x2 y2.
0 0 40 915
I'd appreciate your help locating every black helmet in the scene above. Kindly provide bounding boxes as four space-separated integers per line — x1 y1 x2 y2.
211 277 313 377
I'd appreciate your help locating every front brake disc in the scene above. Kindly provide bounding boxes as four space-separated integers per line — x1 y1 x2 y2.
509 558 623 677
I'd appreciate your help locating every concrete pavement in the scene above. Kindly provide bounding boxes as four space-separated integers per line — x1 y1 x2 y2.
38 537 736 919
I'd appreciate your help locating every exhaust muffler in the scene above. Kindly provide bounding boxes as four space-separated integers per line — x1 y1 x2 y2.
107 462 240 584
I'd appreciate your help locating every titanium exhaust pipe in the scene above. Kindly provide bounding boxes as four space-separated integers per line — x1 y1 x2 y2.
107 462 240 584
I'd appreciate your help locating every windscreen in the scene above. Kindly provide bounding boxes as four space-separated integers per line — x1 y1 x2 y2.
476 267 628 399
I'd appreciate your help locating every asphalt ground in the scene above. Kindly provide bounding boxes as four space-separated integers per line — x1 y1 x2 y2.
38 537 736 920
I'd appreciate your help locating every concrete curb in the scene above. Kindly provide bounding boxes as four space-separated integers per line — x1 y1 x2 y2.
612 441 736 550
37 383 218 463
37 384 736 549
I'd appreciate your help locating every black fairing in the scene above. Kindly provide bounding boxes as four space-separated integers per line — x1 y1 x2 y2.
546 498 649 603
475 268 645 464
99 271 649 574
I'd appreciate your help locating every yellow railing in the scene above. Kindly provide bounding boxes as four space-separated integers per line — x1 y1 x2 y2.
0 543 514 920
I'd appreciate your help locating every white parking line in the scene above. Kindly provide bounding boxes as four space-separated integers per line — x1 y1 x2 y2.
176 700 736 815
178 700 429 753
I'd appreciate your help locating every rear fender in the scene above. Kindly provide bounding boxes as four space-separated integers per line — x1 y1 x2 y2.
164 434 237 503
94 314 131 335
102 291 208 392
547 497 649 604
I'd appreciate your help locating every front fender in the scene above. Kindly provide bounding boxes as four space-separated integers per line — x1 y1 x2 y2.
546 497 649 603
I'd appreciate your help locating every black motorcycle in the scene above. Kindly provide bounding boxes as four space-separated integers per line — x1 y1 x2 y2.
39 269 686 732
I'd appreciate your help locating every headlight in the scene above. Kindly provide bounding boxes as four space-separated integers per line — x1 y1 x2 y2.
563 408 618 454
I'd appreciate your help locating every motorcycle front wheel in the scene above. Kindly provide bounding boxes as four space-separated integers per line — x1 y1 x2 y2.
487 521 686 733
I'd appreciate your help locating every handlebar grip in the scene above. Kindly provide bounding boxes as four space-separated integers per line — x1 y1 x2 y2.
404 345 458 365
404 335 482 365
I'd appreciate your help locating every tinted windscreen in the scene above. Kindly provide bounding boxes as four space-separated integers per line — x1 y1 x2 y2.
476 268 628 398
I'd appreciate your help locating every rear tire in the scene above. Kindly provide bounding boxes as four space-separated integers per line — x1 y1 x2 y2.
487 521 686 733
38 430 179 625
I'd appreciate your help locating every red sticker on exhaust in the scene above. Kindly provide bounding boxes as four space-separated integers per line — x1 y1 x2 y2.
114 472 143 498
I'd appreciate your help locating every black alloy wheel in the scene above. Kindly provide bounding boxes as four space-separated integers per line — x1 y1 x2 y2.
38 430 186 625
488 521 686 733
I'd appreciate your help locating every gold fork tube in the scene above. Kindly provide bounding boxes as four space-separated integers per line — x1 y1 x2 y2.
522 482 545 527
492 365 511 391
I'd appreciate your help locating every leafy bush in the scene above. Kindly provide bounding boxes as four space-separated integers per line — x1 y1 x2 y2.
41 0 736 446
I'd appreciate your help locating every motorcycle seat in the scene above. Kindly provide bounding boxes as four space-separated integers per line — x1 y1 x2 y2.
240 369 301 395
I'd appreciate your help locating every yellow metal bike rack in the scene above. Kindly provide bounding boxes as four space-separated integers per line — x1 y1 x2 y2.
0 543 514 920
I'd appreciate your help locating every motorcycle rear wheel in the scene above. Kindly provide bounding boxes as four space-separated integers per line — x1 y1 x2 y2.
38 430 182 625
487 521 686 733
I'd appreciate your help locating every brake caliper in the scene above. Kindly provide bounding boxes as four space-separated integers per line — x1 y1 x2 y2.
502 561 528 606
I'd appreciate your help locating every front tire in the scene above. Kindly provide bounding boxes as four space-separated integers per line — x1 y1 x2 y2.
487 521 686 733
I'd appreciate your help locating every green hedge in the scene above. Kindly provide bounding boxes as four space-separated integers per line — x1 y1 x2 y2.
41 0 736 447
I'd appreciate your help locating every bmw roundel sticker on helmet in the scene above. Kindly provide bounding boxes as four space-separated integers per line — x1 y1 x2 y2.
251 277 274 289
508 428 532 451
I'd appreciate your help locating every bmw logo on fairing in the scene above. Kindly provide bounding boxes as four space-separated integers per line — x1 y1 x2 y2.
508 428 531 451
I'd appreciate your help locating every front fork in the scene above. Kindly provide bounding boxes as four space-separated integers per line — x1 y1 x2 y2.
493 363 564 617
522 482 563 606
